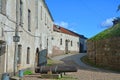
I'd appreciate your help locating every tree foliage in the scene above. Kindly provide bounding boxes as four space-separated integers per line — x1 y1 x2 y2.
117 4 120 12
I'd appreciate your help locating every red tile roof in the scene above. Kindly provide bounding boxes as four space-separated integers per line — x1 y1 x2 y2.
53 24 87 39
53 25 61 32
53 24 78 37
59 27 78 37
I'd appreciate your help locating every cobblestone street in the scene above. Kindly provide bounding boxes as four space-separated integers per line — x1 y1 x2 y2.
23 53 120 80
23 70 120 80
67 69 120 80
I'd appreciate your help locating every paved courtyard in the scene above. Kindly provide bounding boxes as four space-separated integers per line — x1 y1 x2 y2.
23 53 120 80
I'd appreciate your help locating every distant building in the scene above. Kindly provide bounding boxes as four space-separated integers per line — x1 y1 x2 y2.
56 25 87 53
58 26 87 53
52 25 87 56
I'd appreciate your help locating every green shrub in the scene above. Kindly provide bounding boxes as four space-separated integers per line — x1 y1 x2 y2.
89 23 120 41
23 70 33 75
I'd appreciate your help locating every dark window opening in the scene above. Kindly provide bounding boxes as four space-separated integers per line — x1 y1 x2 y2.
28 9 31 31
18 45 22 64
41 6 42 20
27 47 30 64
60 38 62 45
71 41 73 46
20 0 23 26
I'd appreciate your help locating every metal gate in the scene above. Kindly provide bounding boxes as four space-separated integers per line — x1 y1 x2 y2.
38 49 47 66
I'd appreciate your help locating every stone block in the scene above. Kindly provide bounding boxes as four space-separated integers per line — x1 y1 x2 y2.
41 74 61 79
10 76 23 80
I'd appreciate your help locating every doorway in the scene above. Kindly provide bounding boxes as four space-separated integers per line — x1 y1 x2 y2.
35 48 39 67
0 41 6 74
65 40 69 54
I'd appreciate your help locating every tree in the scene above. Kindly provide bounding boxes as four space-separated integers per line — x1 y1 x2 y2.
112 17 120 25
117 4 120 12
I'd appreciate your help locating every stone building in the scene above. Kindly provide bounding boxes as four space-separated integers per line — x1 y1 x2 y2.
35 0 54 55
0 0 53 78
0 0 86 79
52 25 80 56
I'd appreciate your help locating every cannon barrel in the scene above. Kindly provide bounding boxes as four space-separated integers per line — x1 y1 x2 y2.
35 65 77 73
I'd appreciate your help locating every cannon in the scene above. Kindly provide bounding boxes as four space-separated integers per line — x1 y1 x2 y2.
35 65 77 74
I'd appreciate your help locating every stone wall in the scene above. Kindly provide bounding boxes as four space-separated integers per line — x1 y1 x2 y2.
51 46 65 57
51 46 78 57
87 37 120 70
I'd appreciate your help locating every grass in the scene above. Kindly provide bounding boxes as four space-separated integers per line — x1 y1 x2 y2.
89 23 120 41
47 59 55 66
81 55 120 72
23 70 33 75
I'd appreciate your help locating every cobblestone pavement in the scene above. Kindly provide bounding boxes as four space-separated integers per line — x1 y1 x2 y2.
23 76 50 80
23 70 120 80
67 69 120 80
23 53 120 80
52 53 120 80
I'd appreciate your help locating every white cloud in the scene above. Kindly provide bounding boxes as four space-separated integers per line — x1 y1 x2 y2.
55 21 78 33
55 21 69 28
101 17 115 28
69 27 76 32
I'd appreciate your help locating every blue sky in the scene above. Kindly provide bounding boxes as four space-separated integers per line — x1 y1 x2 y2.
45 0 120 38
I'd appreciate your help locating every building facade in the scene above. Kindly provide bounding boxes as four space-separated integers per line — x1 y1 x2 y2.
52 25 79 56
0 0 53 78
79 35 87 53
0 0 86 78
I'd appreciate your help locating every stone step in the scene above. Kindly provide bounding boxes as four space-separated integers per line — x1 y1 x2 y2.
41 74 61 79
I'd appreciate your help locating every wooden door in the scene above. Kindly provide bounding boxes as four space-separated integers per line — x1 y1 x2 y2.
65 40 68 54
